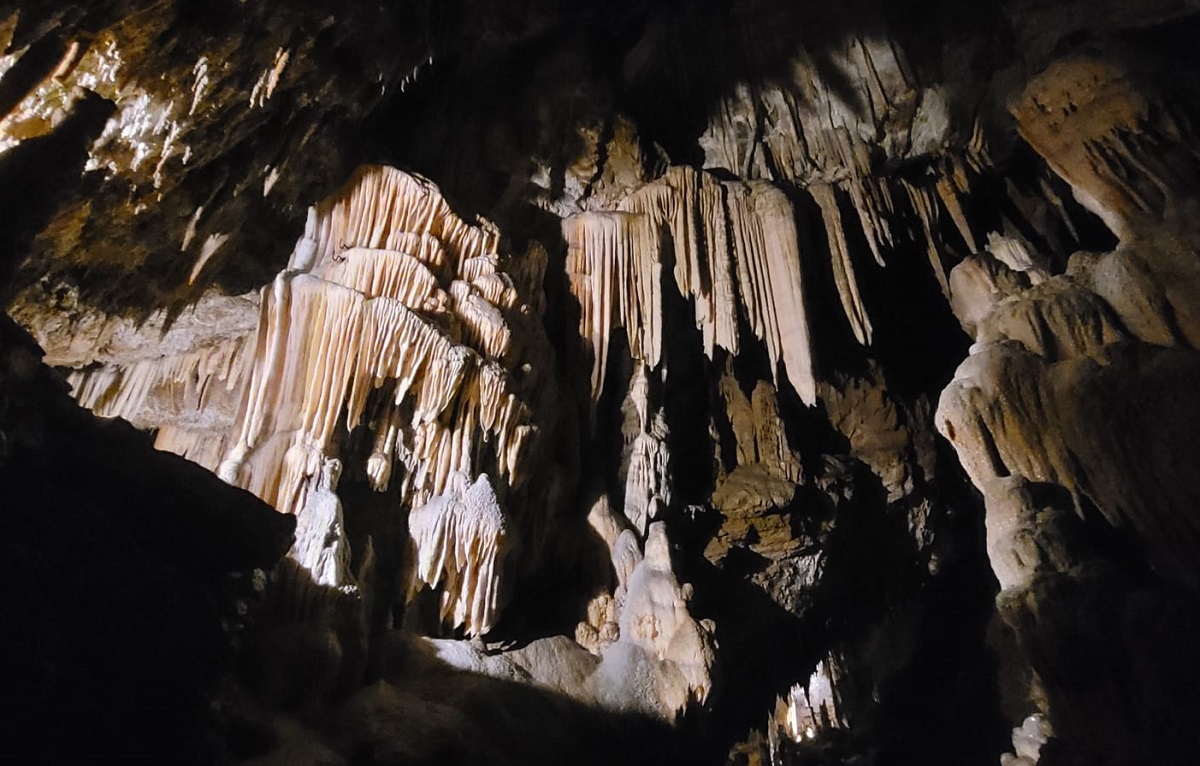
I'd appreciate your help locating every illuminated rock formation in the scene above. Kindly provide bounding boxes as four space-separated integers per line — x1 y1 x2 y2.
619 364 672 536
566 167 817 406
563 211 664 402
153 166 550 637
6 286 259 471
407 473 511 637
934 55 1200 762
616 521 718 714
7 2 1200 764
289 457 353 592
772 656 848 747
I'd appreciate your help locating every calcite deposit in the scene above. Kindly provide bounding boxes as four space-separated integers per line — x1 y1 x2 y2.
4 1 1200 764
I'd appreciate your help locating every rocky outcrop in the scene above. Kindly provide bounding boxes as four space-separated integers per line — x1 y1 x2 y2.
937 49 1200 762
0 1 436 310
7 1 1200 765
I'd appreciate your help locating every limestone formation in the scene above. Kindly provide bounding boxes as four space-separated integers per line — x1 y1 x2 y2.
563 211 664 402
617 521 718 714
777 657 848 744
619 364 672 536
7 2 1200 764
16 290 259 471
810 183 872 346
407 474 511 638
288 458 351 581
566 167 817 405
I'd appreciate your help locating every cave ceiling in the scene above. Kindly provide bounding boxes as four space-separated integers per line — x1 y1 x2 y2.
4 0 1200 764
4 0 1195 315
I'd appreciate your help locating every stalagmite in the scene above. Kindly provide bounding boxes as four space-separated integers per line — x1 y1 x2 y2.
618 522 717 710
407 474 511 637
618 365 672 536
289 458 353 590
939 246 1200 591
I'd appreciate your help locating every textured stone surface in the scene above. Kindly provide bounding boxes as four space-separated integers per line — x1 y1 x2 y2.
6 1 1200 764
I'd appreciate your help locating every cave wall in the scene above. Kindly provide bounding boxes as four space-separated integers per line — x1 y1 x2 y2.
3 1 1200 764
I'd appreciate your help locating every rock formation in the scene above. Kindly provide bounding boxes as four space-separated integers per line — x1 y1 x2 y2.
4 1 1200 764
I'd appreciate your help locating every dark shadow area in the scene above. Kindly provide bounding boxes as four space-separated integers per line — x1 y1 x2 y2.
0 315 293 764
0 32 68 119
355 0 1025 222
0 90 114 300
679 550 816 764
233 561 683 766
852 206 972 401
786 183 875 381
966 143 1120 269
659 228 718 506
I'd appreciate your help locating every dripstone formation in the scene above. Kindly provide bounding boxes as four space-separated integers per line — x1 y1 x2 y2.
3 1 1200 764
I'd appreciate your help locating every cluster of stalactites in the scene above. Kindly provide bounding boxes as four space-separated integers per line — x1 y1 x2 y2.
563 211 664 401
406 473 510 637
293 165 500 276
25 289 264 474
698 30 996 305
1014 55 1200 238
700 37 924 185
214 166 538 547
67 332 253 430
771 656 848 749
564 167 817 406
617 168 740 358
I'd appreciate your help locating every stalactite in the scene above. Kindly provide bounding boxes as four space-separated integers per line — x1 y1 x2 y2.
618 167 740 359
565 168 816 406
773 656 848 745
809 183 873 346
902 180 952 299
726 181 816 405
137 165 555 635
300 166 500 274
936 159 979 253
67 333 255 462
563 211 664 401
699 35 924 187
845 177 894 268
1012 56 1194 236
